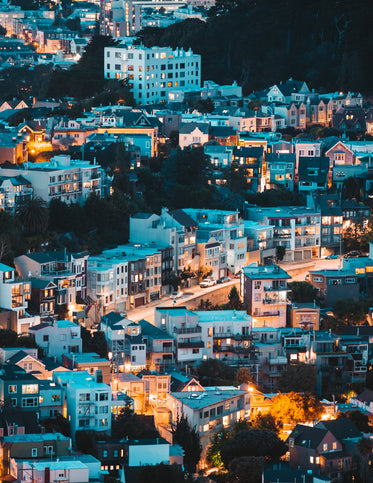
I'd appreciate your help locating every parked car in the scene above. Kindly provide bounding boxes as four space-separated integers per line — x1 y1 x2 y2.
170 291 183 299
325 255 339 259
217 276 230 284
344 251 360 258
200 278 216 288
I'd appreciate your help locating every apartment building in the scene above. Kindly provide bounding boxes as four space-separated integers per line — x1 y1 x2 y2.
0 262 39 334
62 353 111 385
0 155 104 204
243 220 276 265
53 370 112 441
137 319 175 372
0 364 40 413
307 268 359 306
183 208 247 275
130 208 196 273
15 250 88 317
265 153 295 191
196 237 227 281
244 205 321 262
0 130 28 164
104 45 201 105
154 307 205 364
29 319 82 361
241 263 291 329
111 0 142 37
231 146 265 192
0 175 33 212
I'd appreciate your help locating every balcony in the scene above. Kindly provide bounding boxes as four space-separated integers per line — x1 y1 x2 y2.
263 298 286 305
254 311 280 318
264 286 290 292
273 233 291 239
178 341 204 349
213 333 253 341
174 326 202 335
213 345 253 354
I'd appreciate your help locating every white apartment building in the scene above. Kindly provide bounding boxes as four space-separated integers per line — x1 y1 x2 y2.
130 208 197 272
245 205 321 262
53 370 112 440
87 256 128 316
0 155 104 205
104 45 201 105
183 209 247 275
0 262 40 334
29 320 82 361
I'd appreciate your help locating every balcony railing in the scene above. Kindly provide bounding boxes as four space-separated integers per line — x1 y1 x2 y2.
254 311 280 317
263 298 286 305
178 341 204 349
174 326 202 335
213 333 253 341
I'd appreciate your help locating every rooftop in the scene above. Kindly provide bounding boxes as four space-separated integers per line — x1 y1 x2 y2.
243 263 291 280
3 432 70 444
170 389 246 409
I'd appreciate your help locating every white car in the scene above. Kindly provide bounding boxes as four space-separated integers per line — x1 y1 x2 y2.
200 278 216 288
171 291 183 299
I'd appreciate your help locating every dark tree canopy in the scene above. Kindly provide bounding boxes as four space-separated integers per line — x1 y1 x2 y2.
277 362 317 394
289 281 318 303
172 415 202 473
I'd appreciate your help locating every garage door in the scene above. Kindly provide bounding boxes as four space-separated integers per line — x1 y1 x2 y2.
294 251 303 261
304 250 312 259
134 296 145 307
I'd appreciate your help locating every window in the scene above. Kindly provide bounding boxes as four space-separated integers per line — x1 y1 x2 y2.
11 398 17 407
22 397 38 407
103 450 108 458
310 456 314 464
22 384 38 394
31 448 37 457
332 442 337 450
323 443 328 451
8 385 17 393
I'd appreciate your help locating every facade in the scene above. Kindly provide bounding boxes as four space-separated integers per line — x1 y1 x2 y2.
62 352 112 385
53 370 112 441
29 320 82 361
265 153 295 191
0 364 40 413
0 155 104 204
0 175 33 212
241 263 291 329
244 205 321 262
104 45 201 105
231 146 265 192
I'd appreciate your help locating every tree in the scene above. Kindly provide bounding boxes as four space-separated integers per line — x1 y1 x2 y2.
172 415 202 474
275 246 286 261
277 362 317 394
0 24 6 36
16 195 49 234
270 392 323 428
333 298 366 325
289 281 318 303
112 404 160 440
235 367 254 386
198 264 212 280
207 428 230 468
81 327 108 358
228 456 266 483
337 410 371 432
220 429 287 467
75 429 96 454
197 359 236 386
251 413 280 434
227 285 243 310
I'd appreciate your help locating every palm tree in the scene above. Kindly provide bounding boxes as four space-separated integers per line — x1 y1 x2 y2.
16 195 49 234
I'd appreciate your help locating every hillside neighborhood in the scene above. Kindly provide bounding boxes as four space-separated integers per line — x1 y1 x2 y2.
0 0 373 482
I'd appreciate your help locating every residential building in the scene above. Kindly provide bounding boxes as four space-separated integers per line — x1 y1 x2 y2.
137 319 175 372
0 155 104 204
100 312 146 371
53 370 112 441
231 146 265 192
0 175 33 212
0 130 28 164
298 156 329 192
29 319 82 361
241 263 291 329
38 379 63 418
243 220 276 265
154 307 205 364
294 139 321 171
244 205 321 262
10 459 92 483
308 268 359 306
289 302 320 331
166 388 249 452
111 0 142 37
266 79 311 104
179 122 209 149
183 208 246 275
265 153 295 191
130 208 196 273
62 353 112 385
195 236 227 281
0 364 41 414
27 279 56 319
0 432 72 476
104 45 201 105
0 262 39 335
14 250 89 318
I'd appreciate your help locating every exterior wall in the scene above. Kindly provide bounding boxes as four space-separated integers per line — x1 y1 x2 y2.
127 442 169 466
104 46 201 105
290 307 320 330
30 321 82 361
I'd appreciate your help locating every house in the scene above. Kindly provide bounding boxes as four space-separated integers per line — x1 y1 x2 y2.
288 422 358 482
38 379 63 418
137 319 175 372
195 237 227 281
298 156 329 191
265 152 295 190
289 303 320 331
244 220 276 265
14 250 89 318
0 432 72 476
62 353 112 385
244 205 321 262
0 175 33 212
100 312 146 371
324 140 355 172
0 262 39 334
308 268 359 306
179 122 209 149
130 208 196 274
183 208 246 275
333 106 366 131
350 389 373 414
29 319 82 361
0 364 40 413
266 79 311 104
28 278 57 319
241 263 291 329
53 370 112 441
294 139 322 172
231 146 265 192
0 130 28 164
306 97 334 126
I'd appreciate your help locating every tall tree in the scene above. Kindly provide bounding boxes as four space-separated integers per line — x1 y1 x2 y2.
277 362 317 393
270 392 323 428
16 195 49 234
172 415 202 474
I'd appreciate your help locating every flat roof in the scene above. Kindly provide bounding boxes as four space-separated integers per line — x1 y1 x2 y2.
170 389 246 409
3 433 70 444
243 263 291 279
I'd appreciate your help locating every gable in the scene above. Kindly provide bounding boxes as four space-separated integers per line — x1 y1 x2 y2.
181 378 205 392
134 114 151 127
325 141 354 156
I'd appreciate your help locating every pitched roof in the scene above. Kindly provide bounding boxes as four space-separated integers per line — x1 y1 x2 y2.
289 424 327 449
298 156 329 184
356 389 373 404
316 418 361 440
179 122 209 134
101 311 126 328
137 319 172 340
170 209 196 227
210 125 236 138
